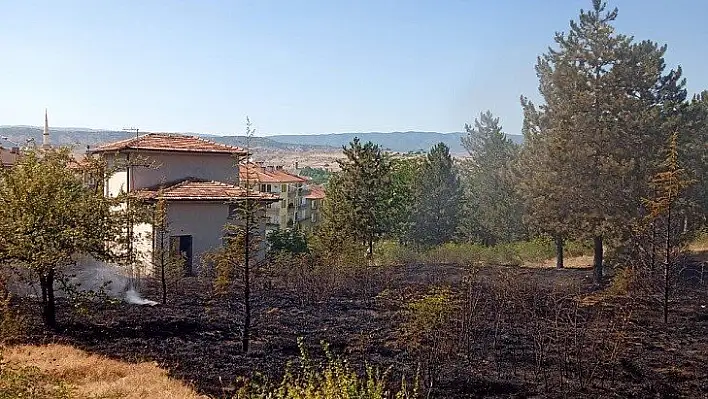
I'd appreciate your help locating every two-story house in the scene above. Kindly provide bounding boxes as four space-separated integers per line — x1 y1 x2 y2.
238 162 311 234
90 133 278 274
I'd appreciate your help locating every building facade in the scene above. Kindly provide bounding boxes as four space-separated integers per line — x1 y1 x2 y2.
90 133 278 274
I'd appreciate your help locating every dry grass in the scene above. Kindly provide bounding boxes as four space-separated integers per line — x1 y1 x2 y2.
2 344 206 399
524 255 594 269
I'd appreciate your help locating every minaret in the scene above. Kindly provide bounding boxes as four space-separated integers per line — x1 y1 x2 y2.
42 108 51 149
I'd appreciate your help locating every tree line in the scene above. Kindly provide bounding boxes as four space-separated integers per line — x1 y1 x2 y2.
318 1 708 288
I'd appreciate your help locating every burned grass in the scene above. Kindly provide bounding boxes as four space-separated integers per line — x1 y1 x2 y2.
12 259 708 398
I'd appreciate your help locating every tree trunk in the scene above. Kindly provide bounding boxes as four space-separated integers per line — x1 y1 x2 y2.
593 236 603 285
368 239 374 262
555 237 564 269
41 269 57 330
159 228 167 305
243 204 251 353
663 205 672 324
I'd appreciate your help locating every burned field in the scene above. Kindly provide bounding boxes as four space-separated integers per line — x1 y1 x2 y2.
17 258 708 399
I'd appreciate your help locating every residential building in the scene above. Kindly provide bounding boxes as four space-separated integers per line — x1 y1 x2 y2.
303 184 326 231
0 146 20 169
90 133 278 274
238 162 312 234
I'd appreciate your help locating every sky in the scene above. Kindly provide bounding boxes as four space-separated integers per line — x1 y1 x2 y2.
1 1 707 137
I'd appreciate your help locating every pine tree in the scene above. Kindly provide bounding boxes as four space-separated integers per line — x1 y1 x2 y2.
409 143 462 246
460 111 524 245
522 0 686 283
643 132 694 323
335 138 395 259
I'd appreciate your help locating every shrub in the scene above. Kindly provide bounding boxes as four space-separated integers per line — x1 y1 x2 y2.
0 360 74 399
234 338 418 399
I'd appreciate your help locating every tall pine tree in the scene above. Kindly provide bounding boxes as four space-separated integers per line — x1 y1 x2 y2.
461 111 524 245
334 138 395 259
520 0 686 283
409 143 462 246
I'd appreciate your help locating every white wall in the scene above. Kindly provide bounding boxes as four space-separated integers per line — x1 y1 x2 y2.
131 152 238 189
164 201 230 272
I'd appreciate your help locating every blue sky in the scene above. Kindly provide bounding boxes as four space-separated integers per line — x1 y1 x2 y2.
1 1 707 136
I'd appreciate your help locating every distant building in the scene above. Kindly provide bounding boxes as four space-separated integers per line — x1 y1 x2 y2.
0 146 20 168
90 133 278 274
303 184 326 230
238 162 312 234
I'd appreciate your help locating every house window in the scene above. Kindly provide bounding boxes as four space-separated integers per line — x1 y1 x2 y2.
228 204 239 219
266 203 272 209
260 184 272 192
281 184 287 192
311 201 317 210
311 213 317 223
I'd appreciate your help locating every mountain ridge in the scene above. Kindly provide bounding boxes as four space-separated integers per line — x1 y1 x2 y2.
0 126 523 154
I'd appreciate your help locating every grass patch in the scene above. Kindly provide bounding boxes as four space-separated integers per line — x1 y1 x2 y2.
1 344 205 399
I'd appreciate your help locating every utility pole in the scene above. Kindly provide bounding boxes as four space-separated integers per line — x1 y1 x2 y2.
123 127 140 138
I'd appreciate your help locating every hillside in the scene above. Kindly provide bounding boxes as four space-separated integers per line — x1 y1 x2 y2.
269 131 524 154
0 126 336 153
1 126 524 155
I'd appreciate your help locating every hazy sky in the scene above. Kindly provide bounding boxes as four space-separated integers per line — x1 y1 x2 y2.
1 1 707 136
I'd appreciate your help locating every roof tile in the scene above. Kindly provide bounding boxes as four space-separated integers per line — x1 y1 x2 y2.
134 178 279 201
90 133 247 155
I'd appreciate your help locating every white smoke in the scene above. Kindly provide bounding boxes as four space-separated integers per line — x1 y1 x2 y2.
67 256 159 306
125 288 159 306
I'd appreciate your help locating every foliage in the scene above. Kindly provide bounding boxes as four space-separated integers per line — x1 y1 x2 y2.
0 360 74 399
408 143 462 246
401 287 458 394
0 148 124 329
267 228 309 255
388 155 425 244
460 111 524 245
234 338 418 399
331 138 396 259
518 0 687 284
298 167 332 186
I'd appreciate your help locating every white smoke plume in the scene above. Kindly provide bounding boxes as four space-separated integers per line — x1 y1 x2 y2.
66 255 159 306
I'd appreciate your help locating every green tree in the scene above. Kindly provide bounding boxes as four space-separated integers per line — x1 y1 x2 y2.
0 149 122 329
389 155 425 244
460 111 524 245
335 138 395 259
521 0 686 283
267 228 309 255
409 143 462 246
298 167 332 186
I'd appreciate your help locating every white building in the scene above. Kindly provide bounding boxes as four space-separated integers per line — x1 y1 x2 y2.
90 133 278 274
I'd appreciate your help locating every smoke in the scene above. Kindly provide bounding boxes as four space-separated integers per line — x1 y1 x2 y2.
125 288 159 306
67 255 159 306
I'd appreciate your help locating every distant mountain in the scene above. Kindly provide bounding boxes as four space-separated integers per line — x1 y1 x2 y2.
1 126 524 155
269 131 524 154
0 126 337 153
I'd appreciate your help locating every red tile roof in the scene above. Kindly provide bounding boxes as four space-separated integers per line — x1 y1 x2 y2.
90 133 248 155
239 162 307 184
305 185 326 199
134 178 279 202
0 147 19 168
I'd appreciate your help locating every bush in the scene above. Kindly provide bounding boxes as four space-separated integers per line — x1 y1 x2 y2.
0 360 74 399
234 338 417 399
